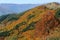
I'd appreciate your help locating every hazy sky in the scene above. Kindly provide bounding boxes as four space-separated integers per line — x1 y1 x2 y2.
0 0 60 4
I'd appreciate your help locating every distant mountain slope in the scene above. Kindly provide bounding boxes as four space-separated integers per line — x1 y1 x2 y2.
0 4 40 16
0 2 60 40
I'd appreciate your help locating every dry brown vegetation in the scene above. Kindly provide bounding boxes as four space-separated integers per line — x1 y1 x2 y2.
0 2 60 40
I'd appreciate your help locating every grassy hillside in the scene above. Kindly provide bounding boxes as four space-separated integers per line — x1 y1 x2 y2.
0 2 60 40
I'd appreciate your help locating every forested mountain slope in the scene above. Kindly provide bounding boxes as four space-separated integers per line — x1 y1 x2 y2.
0 2 60 40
